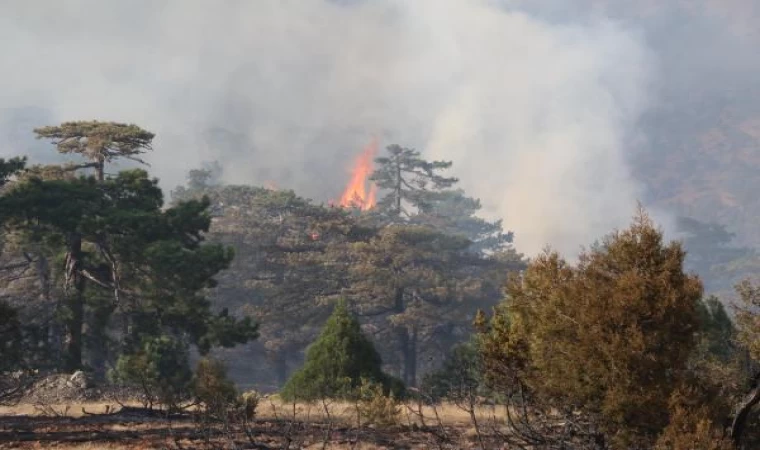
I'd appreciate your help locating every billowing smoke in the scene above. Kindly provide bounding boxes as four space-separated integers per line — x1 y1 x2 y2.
0 0 756 256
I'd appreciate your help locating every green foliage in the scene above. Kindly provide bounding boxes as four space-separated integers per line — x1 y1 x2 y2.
411 188 513 254
420 340 485 404
0 157 26 189
478 209 704 448
281 300 403 402
369 145 512 253
171 177 374 383
34 121 154 180
111 335 193 410
4 123 251 378
696 296 736 361
356 378 402 429
3 165 257 368
348 224 509 386
371 144 457 219
170 160 518 388
171 161 223 201
0 301 23 373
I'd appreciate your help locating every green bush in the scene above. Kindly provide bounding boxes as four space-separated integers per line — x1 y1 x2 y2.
110 335 193 410
281 300 404 401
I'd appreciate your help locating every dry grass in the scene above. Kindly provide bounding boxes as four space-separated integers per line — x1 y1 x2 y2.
0 401 141 418
1 398 504 426
0 399 507 449
257 396 505 427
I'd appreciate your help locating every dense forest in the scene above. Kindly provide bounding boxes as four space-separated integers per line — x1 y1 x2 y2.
2 120 760 449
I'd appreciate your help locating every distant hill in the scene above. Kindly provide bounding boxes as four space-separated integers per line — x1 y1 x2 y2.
636 89 760 248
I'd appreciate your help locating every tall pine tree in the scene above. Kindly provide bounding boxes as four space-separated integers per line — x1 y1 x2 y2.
371 144 457 220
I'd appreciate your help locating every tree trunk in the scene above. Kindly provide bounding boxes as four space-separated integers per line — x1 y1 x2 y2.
63 289 85 372
730 371 760 446
88 304 115 381
393 287 409 385
63 233 85 372
33 253 55 365
407 326 418 387
95 157 105 182
394 157 402 217
392 287 419 387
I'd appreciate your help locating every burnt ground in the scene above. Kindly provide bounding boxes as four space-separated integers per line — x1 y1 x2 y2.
0 408 490 449
0 373 502 449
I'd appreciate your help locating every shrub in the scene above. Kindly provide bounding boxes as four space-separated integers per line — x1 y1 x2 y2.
110 335 193 410
239 389 260 420
281 300 404 401
477 211 704 448
194 357 238 417
357 378 401 429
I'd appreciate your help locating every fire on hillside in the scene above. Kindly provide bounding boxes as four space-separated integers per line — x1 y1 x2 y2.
333 138 378 211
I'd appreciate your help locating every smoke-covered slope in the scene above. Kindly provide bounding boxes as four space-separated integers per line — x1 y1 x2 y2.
1 0 759 256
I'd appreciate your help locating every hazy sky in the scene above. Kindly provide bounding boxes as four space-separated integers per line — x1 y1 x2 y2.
1 0 757 256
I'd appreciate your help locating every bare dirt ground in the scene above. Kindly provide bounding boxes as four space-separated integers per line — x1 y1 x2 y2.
0 401 505 449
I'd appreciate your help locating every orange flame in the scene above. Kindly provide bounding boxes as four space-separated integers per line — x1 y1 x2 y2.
337 139 378 211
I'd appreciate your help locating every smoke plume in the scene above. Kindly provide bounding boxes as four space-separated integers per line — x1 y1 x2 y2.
1 0 756 255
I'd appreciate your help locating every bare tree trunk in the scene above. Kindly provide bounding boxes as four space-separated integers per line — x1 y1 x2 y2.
731 371 760 446
394 154 402 218
407 326 418 388
95 156 105 182
63 233 85 372
392 287 411 385
63 289 85 372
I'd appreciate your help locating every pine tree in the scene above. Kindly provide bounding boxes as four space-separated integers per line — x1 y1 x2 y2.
34 121 154 182
281 300 402 402
0 157 26 187
696 296 735 361
171 175 365 384
347 225 508 387
3 136 257 373
371 144 457 220
371 146 512 254
411 188 514 253
8 122 154 370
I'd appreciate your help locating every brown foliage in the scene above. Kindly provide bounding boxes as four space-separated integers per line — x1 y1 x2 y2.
655 386 734 450
478 209 705 448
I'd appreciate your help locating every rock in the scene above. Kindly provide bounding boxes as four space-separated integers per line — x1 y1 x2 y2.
69 370 90 389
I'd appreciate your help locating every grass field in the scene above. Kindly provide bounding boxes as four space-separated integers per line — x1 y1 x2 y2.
0 399 507 449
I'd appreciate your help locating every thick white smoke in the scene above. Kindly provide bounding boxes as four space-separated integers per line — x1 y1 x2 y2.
0 0 674 255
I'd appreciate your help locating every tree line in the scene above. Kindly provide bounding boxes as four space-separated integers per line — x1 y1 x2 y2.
3 121 760 449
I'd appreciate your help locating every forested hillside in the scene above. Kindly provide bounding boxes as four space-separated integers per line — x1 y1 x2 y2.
4 1 760 448
5 121 760 448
